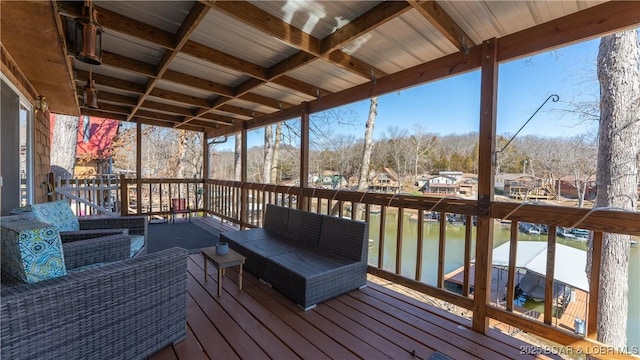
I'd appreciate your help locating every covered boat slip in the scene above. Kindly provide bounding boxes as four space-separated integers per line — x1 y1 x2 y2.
151 252 561 360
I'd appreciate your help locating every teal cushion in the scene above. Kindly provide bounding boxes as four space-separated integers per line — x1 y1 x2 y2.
1 217 66 283
31 200 80 232
130 235 145 258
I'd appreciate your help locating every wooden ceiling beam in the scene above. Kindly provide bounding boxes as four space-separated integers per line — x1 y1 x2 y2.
407 0 477 52
181 41 268 81
57 2 175 49
162 69 234 98
148 88 211 108
319 1 412 55
204 1 320 55
238 93 294 110
79 107 207 132
101 51 157 78
75 70 146 94
141 100 198 117
127 2 210 121
204 0 387 79
210 1 640 138
218 104 266 118
92 90 139 106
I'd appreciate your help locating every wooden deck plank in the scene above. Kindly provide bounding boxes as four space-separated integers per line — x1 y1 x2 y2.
214 260 362 359
366 279 561 360
350 289 510 360
189 256 332 360
186 259 302 360
153 253 569 360
338 291 483 360
323 297 434 359
172 326 207 360
185 295 239 359
186 274 270 359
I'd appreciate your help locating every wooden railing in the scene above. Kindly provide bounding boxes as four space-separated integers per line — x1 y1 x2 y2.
113 177 640 357
48 173 121 216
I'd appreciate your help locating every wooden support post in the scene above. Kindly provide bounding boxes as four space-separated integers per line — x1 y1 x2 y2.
203 134 210 213
472 37 498 334
120 174 127 216
136 122 142 215
240 127 248 229
300 104 309 210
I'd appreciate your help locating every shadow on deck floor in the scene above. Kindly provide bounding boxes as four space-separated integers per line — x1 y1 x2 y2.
147 220 219 254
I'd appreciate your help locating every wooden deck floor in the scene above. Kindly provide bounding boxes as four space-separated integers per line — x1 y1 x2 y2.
149 253 560 360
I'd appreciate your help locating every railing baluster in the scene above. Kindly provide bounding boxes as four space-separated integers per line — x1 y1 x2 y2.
378 206 386 269
416 209 424 281
463 215 472 297
396 207 404 275
506 220 519 311
544 226 557 325
587 231 603 339
438 211 446 289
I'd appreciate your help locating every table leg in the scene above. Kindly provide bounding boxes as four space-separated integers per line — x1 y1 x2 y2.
204 256 208 281
218 266 223 297
238 264 243 291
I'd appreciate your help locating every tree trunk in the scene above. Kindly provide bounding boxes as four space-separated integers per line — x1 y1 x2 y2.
176 130 187 179
358 97 378 192
271 122 282 183
234 133 241 181
590 29 639 349
263 125 273 183
51 114 80 178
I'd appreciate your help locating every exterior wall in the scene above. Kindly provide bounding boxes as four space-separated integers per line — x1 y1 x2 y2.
34 109 51 203
2 45 51 205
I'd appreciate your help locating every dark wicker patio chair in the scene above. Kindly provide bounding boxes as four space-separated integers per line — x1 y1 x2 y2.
1 231 188 360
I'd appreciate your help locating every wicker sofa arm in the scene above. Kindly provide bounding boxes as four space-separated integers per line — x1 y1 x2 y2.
63 233 131 269
60 228 128 242
78 216 147 236
1 247 188 360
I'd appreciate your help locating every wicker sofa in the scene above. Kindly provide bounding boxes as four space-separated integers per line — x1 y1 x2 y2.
221 204 369 310
1 227 188 360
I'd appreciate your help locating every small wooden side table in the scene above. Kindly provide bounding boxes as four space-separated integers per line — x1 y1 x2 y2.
202 246 246 297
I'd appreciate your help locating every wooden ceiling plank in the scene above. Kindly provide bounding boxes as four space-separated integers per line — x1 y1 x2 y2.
407 0 477 52
320 1 412 55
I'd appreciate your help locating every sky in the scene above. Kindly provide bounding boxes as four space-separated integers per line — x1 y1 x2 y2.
223 37 604 151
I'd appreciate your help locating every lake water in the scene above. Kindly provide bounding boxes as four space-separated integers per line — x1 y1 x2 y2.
366 212 640 348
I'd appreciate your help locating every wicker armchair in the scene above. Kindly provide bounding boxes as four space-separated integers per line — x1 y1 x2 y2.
25 201 148 257
1 233 188 360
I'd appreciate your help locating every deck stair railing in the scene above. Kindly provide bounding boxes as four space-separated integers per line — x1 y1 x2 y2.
48 172 120 216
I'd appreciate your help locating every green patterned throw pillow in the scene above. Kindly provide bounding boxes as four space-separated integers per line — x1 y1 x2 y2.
31 200 80 232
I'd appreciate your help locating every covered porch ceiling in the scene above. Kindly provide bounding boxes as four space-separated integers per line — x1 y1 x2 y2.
2 1 639 136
